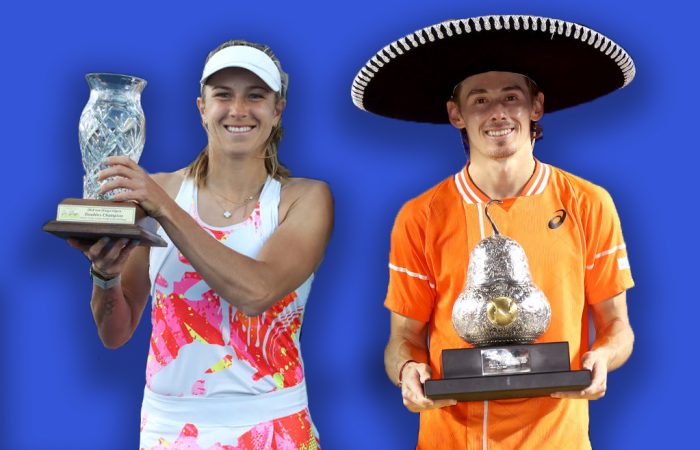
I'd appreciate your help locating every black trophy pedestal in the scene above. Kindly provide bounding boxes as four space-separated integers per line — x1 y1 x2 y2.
424 342 591 402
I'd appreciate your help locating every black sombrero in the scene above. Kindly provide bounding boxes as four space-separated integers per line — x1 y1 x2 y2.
351 15 635 123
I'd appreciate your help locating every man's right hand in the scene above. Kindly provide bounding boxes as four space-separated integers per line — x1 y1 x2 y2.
401 361 457 412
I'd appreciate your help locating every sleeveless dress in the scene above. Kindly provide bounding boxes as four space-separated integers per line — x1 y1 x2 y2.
140 176 320 450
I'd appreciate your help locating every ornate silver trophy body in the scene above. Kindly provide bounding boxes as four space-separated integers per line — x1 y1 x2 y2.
452 202 551 346
43 72 166 247
424 200 590 401
79 73 146 200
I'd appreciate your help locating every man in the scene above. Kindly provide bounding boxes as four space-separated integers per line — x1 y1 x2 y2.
351 15 635 449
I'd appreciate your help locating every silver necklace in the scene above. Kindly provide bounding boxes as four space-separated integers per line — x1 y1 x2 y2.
208 184 262 218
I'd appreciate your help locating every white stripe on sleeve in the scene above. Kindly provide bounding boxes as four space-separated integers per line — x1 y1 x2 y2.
389 263 436 289
585 243 627 270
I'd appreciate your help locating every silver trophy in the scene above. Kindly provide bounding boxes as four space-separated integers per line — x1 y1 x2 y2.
43 73 166 247
425 200 590 401
452 201 551 346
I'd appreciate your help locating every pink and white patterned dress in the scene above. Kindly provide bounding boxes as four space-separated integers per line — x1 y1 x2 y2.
140 176 319 450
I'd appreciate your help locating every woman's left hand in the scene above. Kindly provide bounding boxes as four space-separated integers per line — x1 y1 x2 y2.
98 156 171 218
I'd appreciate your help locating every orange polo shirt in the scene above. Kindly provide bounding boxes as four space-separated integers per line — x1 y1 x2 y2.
385 160 634 450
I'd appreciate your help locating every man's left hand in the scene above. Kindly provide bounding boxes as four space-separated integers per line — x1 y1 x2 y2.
550 348 609 400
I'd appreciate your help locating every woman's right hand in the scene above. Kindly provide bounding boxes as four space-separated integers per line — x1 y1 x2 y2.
67 237 139 278
97 156 173 219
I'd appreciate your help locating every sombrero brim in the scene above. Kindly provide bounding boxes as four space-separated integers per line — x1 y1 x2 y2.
351 15 635 123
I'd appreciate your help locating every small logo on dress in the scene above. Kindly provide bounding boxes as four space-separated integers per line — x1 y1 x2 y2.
548 209 567 229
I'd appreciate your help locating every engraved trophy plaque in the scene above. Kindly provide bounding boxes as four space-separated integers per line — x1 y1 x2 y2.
43 73 166 247
424 201 591 401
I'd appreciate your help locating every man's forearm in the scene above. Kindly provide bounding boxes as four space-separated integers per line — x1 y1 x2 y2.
385 335 429 385
590 316 634 372
589 292 634 372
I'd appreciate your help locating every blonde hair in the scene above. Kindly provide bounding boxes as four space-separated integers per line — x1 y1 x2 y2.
186 40 291 187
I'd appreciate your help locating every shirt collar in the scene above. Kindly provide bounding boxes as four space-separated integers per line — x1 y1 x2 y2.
453 159 551 204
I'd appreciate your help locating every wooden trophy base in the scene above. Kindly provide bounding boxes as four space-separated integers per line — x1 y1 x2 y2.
43 198 167 247
424 342 591 402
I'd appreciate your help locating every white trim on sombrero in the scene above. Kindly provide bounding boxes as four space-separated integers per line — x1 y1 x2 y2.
388 263 436 289
585 243 627 270
351 15 636 112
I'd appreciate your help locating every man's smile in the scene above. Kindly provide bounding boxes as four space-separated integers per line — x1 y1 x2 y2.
485 128 514 138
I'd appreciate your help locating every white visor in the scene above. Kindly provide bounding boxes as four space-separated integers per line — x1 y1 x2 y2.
200 45 281 92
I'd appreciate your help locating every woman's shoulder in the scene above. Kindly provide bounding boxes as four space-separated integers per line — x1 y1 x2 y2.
278 177 333 219
279 176 329 193
152 169 187 198
279 177 331 203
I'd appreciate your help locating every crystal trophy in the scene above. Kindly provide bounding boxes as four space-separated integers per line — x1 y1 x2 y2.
43 73 166 247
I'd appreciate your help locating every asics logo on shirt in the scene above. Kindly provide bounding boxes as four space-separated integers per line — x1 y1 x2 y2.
548 209 567 229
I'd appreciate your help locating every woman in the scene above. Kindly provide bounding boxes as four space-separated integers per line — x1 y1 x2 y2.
69 40 332 449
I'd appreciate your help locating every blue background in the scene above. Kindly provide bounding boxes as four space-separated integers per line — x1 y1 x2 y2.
2 0 694 448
